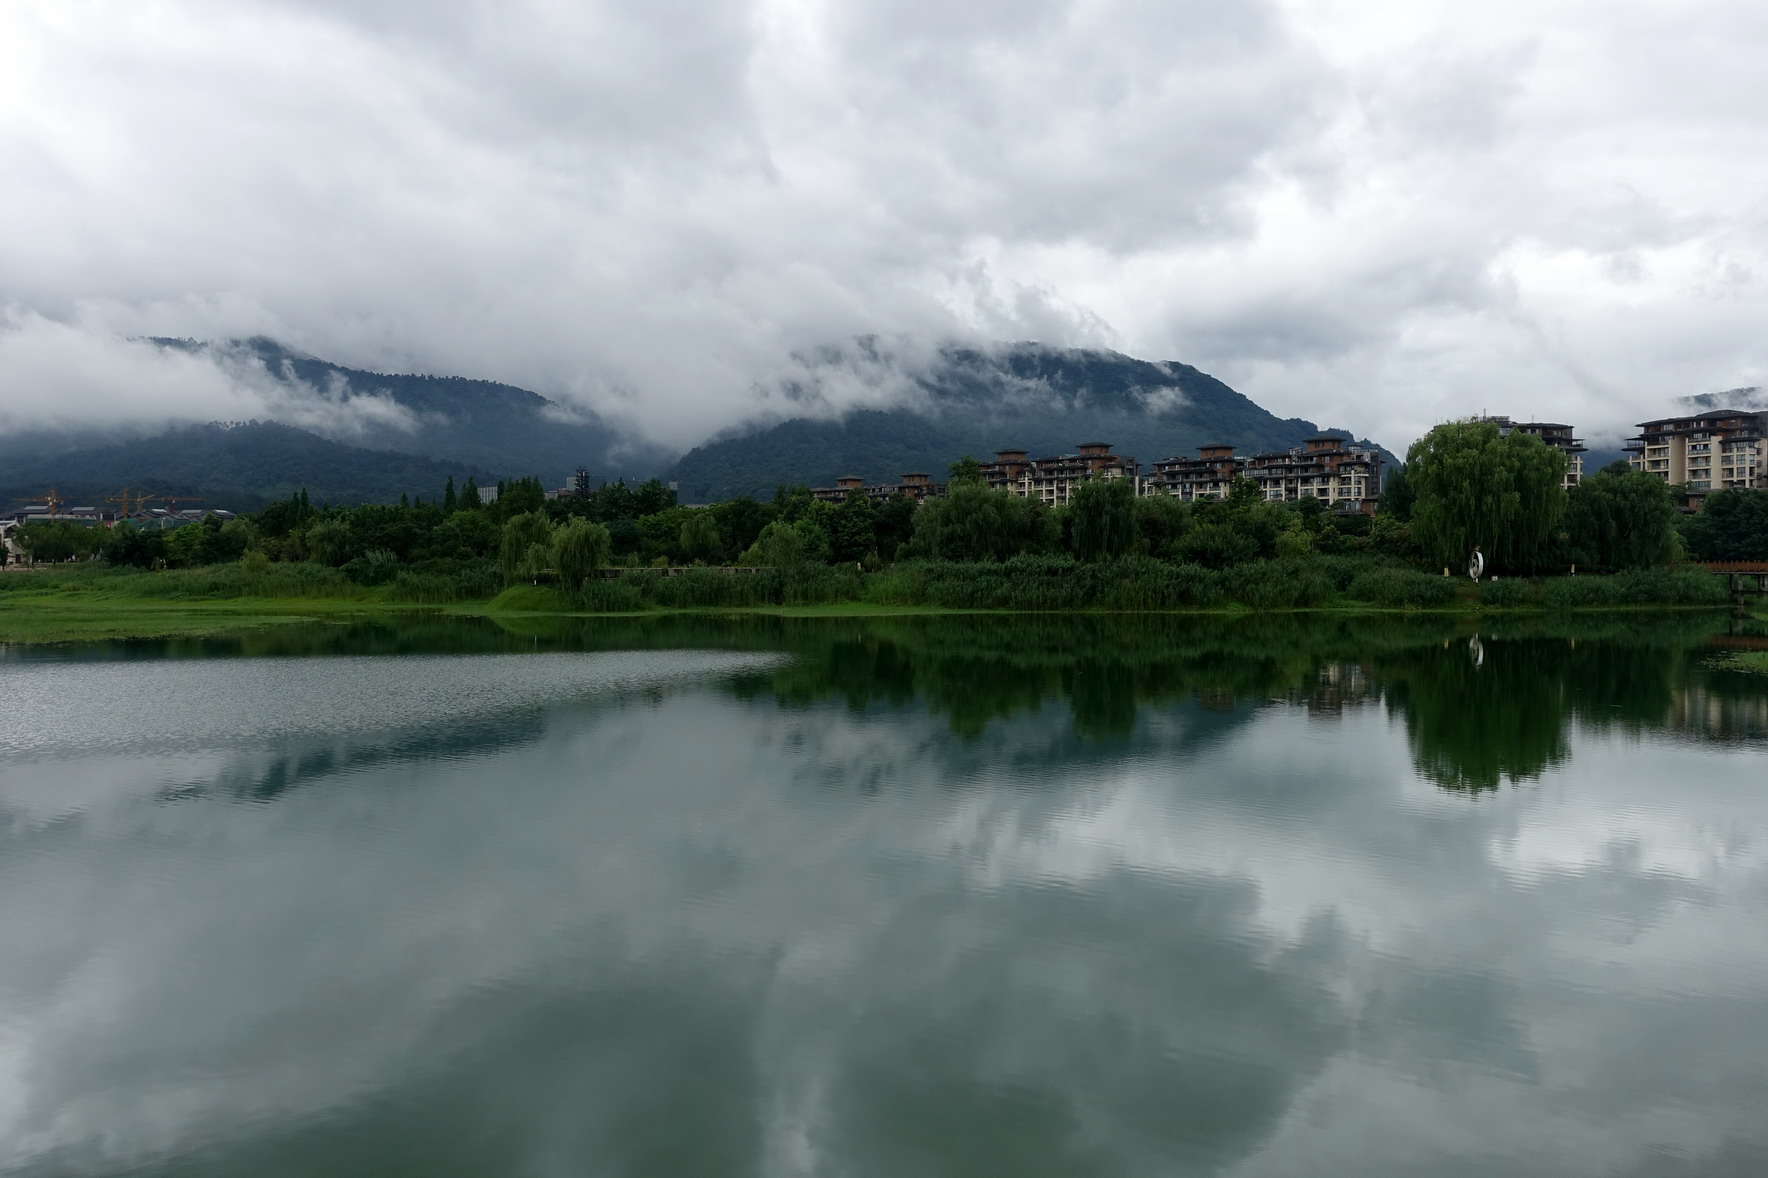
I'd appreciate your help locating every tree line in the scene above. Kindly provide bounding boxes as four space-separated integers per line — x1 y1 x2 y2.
7 420 1763 605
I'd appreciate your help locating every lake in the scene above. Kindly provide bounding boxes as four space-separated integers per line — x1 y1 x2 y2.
2 612 1766 1177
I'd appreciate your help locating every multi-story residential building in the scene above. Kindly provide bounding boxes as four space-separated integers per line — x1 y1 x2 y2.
979 442 1139 506
1244 438 1383 510
873 472 943 502
1140 444 1239 502
1626 410 1766 496
1475 416 1587 488
1139 437 1382 512
810 472 948 503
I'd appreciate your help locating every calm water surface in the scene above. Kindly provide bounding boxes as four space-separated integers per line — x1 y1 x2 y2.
2 613 1766 1177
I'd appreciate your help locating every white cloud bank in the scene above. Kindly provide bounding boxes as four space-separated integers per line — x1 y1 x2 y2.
2 0 1766 451
0 312 424 439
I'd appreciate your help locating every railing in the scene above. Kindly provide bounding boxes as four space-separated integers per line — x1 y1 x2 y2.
594 565 768 579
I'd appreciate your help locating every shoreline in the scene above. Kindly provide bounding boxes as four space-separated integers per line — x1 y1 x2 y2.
0 590 1745 645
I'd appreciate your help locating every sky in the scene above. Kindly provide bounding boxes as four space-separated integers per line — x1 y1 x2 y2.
3 0 1767 453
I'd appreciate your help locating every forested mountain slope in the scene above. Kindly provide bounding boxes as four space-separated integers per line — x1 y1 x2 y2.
0 422 492 511
152 337 667 486
664 344 1389 502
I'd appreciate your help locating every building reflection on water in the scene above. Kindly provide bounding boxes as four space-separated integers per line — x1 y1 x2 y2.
1667 680 1768 742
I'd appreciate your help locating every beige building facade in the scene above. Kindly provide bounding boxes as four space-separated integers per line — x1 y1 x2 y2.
1142 438 1382 512
980 443 1139 506
1626 410 1766 497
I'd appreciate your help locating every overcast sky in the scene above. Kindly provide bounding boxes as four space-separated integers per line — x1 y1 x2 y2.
3 0 1766 452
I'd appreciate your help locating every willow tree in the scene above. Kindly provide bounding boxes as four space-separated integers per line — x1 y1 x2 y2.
1406 421 1565 573
553 517 612 594
1068 476 1136 561
1563 461 1679 570
499 510 555 584
905 483 1056 562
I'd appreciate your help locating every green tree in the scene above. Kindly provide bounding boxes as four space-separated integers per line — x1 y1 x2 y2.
874 494 919 560
164 521 207 568
1407 421 1566 573
905 484 1056 562
102 522 168 568
741 520 807 567
552 517 613 593
679 510 722 563
1680 488 1768 561
17 521 98 564
829 491 879 563
1381 465 1415 522
771 484 816 524
498 477 548 518
443 476 457 513
1175 523 1258 568
304 518 358 566
1562 461 1680 570
499 510 555 583
710 496 772 560
1132 494 1191 557
460 477 482 510
1225 476 1262 510
1067 477 1136 561
948 455 985 487
633 478 677 516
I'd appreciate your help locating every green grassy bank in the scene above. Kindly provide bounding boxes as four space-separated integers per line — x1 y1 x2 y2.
0 555 1739 645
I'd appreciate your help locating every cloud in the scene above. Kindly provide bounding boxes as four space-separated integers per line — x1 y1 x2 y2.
1 0 1766 452
0 312 417 438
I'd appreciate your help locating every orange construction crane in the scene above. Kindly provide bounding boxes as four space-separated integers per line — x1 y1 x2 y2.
158 495 206 517
10 490 62 518
103 489 161 517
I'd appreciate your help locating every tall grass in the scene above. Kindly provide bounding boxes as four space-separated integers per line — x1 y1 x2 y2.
1345 567 1459 608
560 566 868 611
1 553 1731 613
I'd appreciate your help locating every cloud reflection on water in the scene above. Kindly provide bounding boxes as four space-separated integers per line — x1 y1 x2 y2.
0 619 1764 1176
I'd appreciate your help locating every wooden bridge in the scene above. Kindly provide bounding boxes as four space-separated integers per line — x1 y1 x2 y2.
1701 562 1768 601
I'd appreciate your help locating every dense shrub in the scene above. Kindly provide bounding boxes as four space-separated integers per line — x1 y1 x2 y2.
1611 567 1728 606
866 557 1343 611
1346 568 1458 608
1539 567 1726 609
1221 561 1335 609
1478 578 1534 608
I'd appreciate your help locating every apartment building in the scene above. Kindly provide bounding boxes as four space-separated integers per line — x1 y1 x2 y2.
1245 438 1383 510
1140 444 1239 502
1474 417 1587 488
979 443 1139 506
1626 410 1766 496
1141 438 1380 511
809 472 948 503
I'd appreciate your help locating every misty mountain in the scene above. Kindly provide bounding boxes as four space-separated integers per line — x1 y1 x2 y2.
154 337 668 486
663 344 1392 502
0 421 493 512
3 339 1397 510
1681 387 1768 413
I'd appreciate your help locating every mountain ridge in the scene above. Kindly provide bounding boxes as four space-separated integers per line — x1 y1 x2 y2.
0 421 496 512
663 343 1392 502
4 339 1395 509
150 336 667 486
